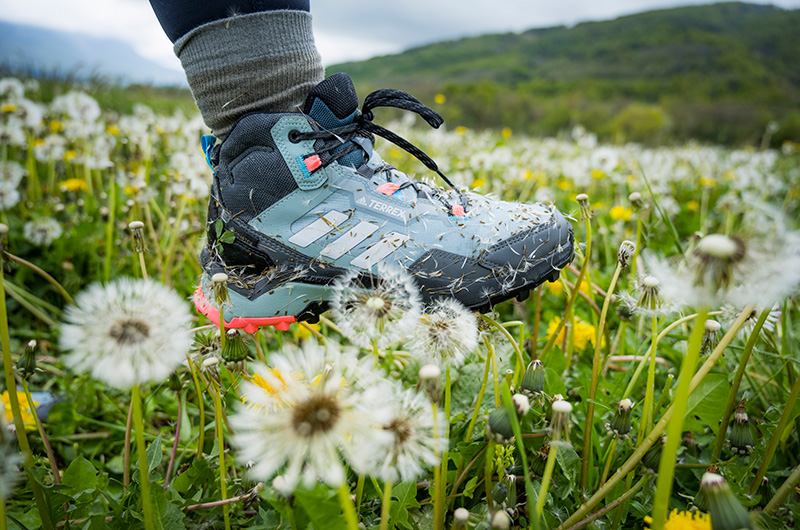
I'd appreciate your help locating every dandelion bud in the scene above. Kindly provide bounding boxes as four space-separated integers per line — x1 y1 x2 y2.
168 372 184 393
486 406 514 443
575 193 592 220
700 472 752 530
642 436 666 473
490 510 510 530
128 220 146 253
530 442 549 477
419 364 442 404
693 234 746 293
201 355 220 382
605 398 634 439
702 319 721 354
757 477 771 508
728 400 754 456
691 464 719 512
617 240 636 269
628 192 643 210
221 329 248 371
637 276 662 311
512 394 530 417
616 301 635 322
211 272 231 308
549 399 572 445
493 481 508 505
520 360 545 396
17 340 37 379
452 508 470 529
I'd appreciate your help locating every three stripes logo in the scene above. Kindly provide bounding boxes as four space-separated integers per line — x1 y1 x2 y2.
288 211 410 269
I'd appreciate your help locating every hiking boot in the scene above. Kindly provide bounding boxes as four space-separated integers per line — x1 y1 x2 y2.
193 73 573 332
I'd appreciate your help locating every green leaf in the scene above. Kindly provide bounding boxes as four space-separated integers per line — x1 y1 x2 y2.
61 456 100 502
215 218 223 238
219 230 236 244
294 483 346 530
147 432 164 473
152 485 188 530
172 459 214 496
462 475 479 500
544 368 566 397
389 481 421 530
683 373 728 434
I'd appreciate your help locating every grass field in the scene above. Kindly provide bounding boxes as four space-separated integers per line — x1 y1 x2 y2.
1 76 799 530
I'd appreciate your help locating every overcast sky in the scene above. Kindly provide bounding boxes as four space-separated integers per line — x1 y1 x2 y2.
3 0 800 70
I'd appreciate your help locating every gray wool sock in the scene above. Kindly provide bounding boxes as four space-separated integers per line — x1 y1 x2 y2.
174 10 324 138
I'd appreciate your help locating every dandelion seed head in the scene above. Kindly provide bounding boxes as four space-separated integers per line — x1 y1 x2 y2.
408 297 478 368
59 278 193 389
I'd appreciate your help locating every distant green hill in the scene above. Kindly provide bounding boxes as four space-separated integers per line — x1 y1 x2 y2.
329 2 800 145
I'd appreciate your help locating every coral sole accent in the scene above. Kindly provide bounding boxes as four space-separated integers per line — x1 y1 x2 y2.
193 286 295 333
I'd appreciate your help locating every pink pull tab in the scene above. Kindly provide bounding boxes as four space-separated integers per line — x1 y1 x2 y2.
304 154 322 172
375 182 401 196
451 204 465 217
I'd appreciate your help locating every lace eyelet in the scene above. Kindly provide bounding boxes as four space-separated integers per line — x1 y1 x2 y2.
288 129 301 143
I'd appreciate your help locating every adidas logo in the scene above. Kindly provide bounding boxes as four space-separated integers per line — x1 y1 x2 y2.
355 196 367 206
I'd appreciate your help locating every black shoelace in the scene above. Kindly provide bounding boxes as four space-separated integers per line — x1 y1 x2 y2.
292 88 467 213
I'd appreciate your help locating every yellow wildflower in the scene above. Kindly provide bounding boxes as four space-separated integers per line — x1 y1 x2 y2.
64 150 78 162
106 124 120 136
501 127 512 139
644 509 710 530
591 169 605 180
1 390 38 430
626 175 637 185
124 185 140 195
545 278 590 298
243 368 292 411
60 178 88 192
1 103 18 113
434 93 446 104
557 180 571 191
545 317 602 351
49 120 64 133
609 205 633 222
472 177 486 189
687 200 700 212
523 169 533 180
455 125 468 135
723 170 736 181
699 177 716 187
293 321 321 341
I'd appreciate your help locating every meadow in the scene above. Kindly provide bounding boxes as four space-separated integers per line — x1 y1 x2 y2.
1 76 799 530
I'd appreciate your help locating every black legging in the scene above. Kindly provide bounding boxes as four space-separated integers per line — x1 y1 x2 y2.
149 0 310 42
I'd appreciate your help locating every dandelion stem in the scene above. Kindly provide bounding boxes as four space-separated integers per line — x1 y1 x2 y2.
536 443 558 517
540 215 591 362
432 403 444 530
712 307 771 463
0 488 6 530
103 177 116 282
337 482 360 530
532 285 542 359
557 306 752 530
598 437 618 489
21 379 61 484
131 385 155 530
163 195 187 285
465 347 492 442
210 383 231 530
481 314 525 388
763 462 800 516
650 308 708 530
355 474 365 512
641 316 660 433
487 336 501 408
186 355 206 460
749 364 800 495
500 382 539 530
4 252 74 304
438 366 452 529
123 401 133 487
564 474 648 530
581 260 623 494
165 390 183 488
379 480 393 530
484 438 494 511
0 263 53 530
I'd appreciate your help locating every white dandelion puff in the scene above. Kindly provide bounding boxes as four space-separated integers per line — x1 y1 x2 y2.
23 217 63 246
330 263 422 349
408 297 478 368
59 278 193 389
232 343 392 493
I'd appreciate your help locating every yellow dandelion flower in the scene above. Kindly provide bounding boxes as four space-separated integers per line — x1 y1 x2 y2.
723 170 735 181
557 180 571 191
472 177 486 189
687 200 700 212
501 127 512 139
1 103 18 113
124 185 140 195
699 177 716 187
243 368 293 410
155 125 164 135
592 201 605 211
60 178 88 192
626 175 637 185
293 322 321 341
545 316 603 351
523 169 533 180
455 125 468 135
609 205 633 222
1 390 38 431
591 169 605 180
106 124 120 136
434 93 446 104
49 120 64 133
64 150 78 162
644 509 710 530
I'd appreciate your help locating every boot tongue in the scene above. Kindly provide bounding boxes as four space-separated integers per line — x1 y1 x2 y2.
303 72 359 130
